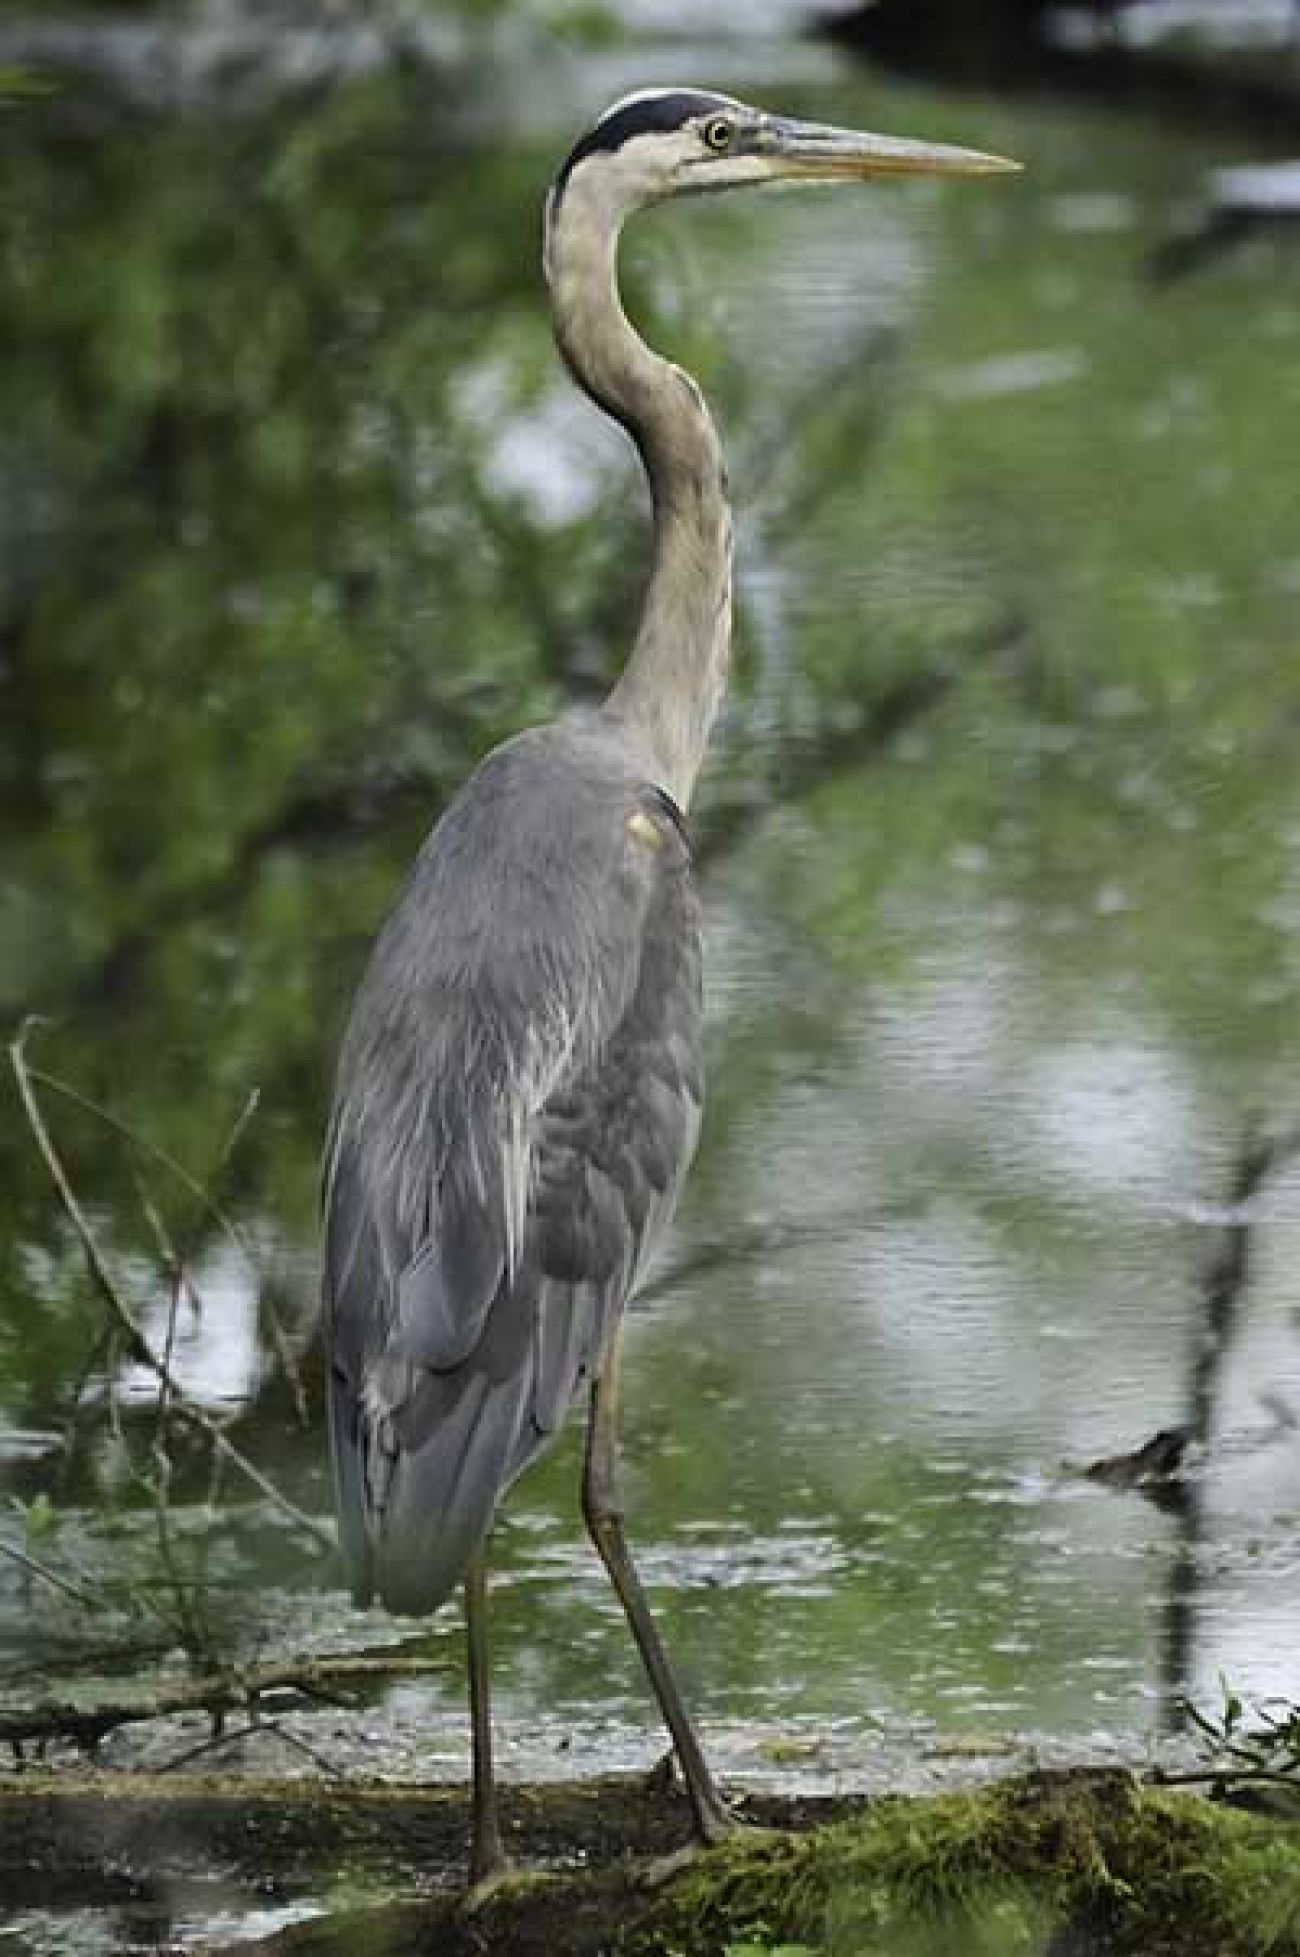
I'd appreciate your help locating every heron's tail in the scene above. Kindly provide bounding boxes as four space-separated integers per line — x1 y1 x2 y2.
335 1273 600 1616
363 1362 532 1614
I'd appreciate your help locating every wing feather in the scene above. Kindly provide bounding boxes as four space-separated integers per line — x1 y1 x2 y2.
322 723 703 1614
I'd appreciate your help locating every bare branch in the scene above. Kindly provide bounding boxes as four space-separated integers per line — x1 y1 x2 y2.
0 1541 103 1611
9 1020 330 1550
0 1649 441 1750
27 1062 308 1422
136 1180 221 1670
1149 1765 1300 1792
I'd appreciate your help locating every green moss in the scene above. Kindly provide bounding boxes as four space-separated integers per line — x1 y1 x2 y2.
622 1774 1300 1957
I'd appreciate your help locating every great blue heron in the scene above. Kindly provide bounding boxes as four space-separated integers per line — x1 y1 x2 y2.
322 88 1016 1884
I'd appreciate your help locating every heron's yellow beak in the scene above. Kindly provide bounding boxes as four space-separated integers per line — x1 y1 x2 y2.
762 116 1020 181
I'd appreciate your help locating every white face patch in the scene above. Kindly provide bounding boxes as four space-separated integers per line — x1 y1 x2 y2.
552 131 774 232
548 87 772 232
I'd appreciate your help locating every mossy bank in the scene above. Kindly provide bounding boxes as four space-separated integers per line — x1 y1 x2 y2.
4 1767 1297 1956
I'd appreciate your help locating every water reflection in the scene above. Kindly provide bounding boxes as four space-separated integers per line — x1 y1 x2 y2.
1 4 1299 1874
117 1242 262 1411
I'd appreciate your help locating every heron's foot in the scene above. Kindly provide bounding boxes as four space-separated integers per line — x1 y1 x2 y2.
643 1814 792 1891
691 1785 740 1848
634 1816 747 1894
466 1822 511 1900
644 1746 738 1846
464 1853 517 1907
638 1840 705 1890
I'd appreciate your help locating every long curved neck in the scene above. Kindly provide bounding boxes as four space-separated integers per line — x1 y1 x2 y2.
546 175 733 811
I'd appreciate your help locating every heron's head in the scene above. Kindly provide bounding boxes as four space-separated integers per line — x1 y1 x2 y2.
547 87 1018 234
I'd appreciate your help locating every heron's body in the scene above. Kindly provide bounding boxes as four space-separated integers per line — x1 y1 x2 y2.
321 87 1016 1882
325 716 702 1616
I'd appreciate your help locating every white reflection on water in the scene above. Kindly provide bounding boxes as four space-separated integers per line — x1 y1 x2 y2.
117 1241 262 1410
1012 1019 1204 1207
935 348 1089 402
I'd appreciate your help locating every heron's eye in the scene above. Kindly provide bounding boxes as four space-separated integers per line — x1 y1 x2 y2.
702 117 734 153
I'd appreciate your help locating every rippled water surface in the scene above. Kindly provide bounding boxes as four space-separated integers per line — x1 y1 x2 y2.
2 10 1299 1940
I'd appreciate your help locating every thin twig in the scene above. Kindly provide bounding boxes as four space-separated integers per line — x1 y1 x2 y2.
0 1540 103 1610
157 1710 346 1778
28 1063 308 1422
9 1020 330 1549
1150 1765 1300 1791
27 1062 258 1270
251 1718 348 1780
1 1635 174 1690
138 1178 221 1672
0 1649 441 1748
216 1086 262 1175
157 1721 254 1776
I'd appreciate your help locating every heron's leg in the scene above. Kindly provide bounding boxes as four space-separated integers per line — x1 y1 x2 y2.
581 1329 734 1844
465 1539 507 1886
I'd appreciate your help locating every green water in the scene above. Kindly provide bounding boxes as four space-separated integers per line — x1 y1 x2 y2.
2 7 1299 1897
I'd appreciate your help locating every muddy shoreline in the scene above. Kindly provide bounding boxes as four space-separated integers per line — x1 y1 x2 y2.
3 1765 1297 1955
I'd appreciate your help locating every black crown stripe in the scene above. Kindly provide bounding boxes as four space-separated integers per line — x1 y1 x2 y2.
553 91 728 198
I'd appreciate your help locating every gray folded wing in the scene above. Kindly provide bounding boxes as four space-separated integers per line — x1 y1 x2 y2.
322 723 703 1614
